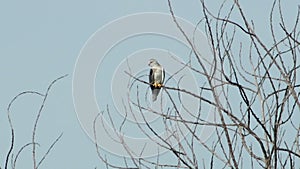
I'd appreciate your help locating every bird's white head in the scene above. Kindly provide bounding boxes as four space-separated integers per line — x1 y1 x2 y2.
148 58 159 67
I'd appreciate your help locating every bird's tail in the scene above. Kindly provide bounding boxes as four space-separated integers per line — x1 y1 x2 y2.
152 94 157 101
152 88 161 102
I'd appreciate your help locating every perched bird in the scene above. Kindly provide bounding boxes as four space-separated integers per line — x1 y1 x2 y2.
148 59 165 101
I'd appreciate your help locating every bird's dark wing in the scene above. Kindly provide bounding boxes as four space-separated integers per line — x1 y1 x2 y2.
149 68 154 90
162 67 165 83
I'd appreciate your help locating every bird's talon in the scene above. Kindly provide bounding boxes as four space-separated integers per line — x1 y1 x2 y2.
152 83 162 88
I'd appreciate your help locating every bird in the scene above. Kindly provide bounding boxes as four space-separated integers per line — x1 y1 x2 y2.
148 59 165 101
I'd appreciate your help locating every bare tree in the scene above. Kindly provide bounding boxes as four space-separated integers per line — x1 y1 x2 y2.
93 0 300 168
3 75 67 169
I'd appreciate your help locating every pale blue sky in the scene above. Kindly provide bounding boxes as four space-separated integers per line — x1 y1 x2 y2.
0 0 299 168
0 1 202 168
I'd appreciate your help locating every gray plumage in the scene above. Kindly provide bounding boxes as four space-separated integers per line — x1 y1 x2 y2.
148 59 165 101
